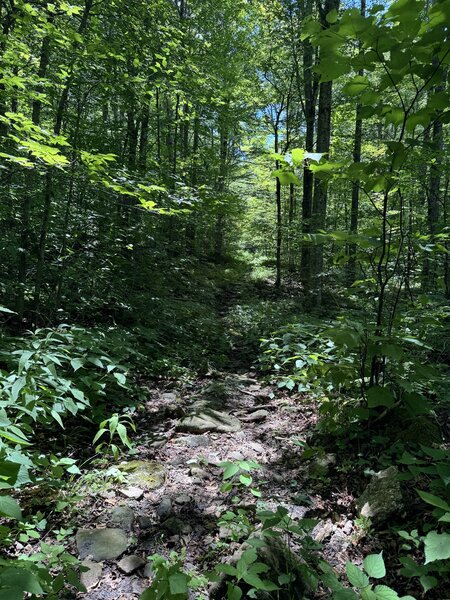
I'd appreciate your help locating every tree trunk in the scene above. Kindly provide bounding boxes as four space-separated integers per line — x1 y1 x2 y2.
423 73 445 291
347 0 365 286
300 0 317 294
310 0 340 306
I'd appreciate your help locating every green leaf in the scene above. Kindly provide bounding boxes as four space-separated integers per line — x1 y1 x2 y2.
51 410 65 428
361 588 378 600
373 586 399 599
114 372 127 385
239 474 252 486
417 490 450 511
227 583 242 600
216 564 238 576
93 428 107 444
116 423 131 448
363 554 386 579
11 376 26 402
346 562 369 588
367 387 395 408
0 568 43 594
419 575 437 593
271 169 301 186
423 531 450 564
291 148 305 164
0 588 23 600
326 8 339 23
220 462 240 480
70 358 84 371
168 572 189 596
343 75 370 96
0 306 16 314
0 429 30 446
0 496 22 519
334 590 359 600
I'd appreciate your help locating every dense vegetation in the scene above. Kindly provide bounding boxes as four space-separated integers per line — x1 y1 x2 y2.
0 0 449 598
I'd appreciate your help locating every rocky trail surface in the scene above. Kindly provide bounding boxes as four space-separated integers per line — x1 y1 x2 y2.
67 371 393 599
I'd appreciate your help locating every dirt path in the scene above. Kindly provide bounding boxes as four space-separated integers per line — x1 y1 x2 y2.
72 370 357 599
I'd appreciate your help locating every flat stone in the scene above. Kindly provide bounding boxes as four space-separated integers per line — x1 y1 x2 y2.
109 506 135 530
239 410 269 423
177 434 210 448
174 494 191 505
80 559 103 590
248 442 265 454
99 490 116 499
177 409 241 434
156 497 173 519
228 451 244 461
76 528 128 561
118 461 166 490
189 467 208 479
120 486 144 500
161 392 179 402
117 555 146 574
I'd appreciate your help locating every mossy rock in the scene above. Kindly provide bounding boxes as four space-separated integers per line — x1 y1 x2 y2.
399 416 441 445
118 461 165 490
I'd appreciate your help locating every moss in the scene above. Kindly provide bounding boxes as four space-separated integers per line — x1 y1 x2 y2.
118 460 165 490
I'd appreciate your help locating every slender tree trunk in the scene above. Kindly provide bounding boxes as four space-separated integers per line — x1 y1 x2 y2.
443 178 450 298
172 93 180 175
274 107 283 288
215 101 229 260
139 105 149 172
423 71 445 290
156 88 161 163
347 0 365 286
300 0 317 294
288 183 295 272
310 0 340 306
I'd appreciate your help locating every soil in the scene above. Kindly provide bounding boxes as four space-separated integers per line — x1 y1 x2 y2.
64 371 357 599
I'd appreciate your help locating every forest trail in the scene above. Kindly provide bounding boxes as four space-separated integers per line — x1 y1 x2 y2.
72 369 355 599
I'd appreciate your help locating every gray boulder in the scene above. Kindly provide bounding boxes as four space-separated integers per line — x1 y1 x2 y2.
109 506 135 530
356 466 402 523
76 528 128 561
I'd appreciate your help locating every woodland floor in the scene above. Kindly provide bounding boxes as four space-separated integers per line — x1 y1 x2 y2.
42 279 442 600
70 370 362 600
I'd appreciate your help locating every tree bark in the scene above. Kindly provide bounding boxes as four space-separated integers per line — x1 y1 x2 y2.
300 0 317 294
347 0 365 286
310 0 340 306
